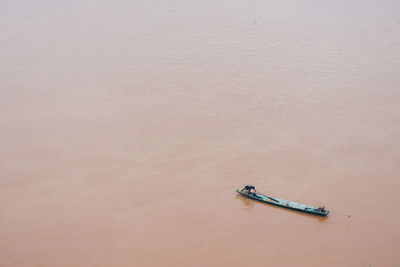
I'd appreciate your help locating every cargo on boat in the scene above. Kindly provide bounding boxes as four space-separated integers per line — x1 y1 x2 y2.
236 187 329 216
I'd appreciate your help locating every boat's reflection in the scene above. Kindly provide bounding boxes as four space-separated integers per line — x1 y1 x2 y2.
236 194 329 223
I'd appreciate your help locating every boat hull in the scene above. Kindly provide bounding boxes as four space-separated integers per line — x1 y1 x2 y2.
236 189 329 216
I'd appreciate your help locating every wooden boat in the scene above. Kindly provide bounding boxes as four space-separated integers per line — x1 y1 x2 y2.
236 188 329 216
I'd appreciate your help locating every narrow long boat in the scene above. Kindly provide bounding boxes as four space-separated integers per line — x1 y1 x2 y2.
236 188 329 216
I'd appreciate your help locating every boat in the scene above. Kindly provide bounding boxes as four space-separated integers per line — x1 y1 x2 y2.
236 188 329 216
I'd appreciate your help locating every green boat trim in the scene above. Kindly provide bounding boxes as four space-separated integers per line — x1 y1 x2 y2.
236 188 329 216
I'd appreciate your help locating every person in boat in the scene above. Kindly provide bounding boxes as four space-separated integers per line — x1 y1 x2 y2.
241 185 256 194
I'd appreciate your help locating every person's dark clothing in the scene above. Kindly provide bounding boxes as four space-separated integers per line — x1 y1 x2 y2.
245 185 255 190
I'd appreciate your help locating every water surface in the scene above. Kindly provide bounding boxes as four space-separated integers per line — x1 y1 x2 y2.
1 0 400 266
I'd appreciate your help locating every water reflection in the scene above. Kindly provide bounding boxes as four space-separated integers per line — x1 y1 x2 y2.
236 194 255 209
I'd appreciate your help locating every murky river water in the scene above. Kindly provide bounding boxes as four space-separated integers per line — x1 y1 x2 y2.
1 0 400 266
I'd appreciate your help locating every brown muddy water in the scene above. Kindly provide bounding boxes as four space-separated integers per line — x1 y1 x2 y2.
1 0 400 266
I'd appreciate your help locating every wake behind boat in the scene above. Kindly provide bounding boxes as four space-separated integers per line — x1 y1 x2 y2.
237 185 329 216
